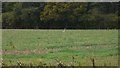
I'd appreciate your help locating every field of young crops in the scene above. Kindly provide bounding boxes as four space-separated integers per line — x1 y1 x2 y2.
2 29 118 66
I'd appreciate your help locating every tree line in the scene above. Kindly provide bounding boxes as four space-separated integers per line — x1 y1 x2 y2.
2 2 119 29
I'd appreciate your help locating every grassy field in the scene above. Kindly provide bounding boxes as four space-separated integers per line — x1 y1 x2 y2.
2 29 118 66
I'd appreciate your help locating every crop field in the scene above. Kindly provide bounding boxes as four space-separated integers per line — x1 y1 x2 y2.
2 29 118 66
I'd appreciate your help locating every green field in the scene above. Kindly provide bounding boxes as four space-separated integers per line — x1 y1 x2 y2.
2 29 118 66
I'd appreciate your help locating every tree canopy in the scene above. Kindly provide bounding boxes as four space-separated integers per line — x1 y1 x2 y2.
2 2 119 29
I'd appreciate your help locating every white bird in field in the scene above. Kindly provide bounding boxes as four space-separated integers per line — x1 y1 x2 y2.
62 28 66 32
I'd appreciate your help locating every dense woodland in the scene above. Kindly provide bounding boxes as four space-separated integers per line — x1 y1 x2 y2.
2 2 119 29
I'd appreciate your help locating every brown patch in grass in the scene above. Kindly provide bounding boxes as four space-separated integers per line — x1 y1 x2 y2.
68 44 117 50
3 48 61 55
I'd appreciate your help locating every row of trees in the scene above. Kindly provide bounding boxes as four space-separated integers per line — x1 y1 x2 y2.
2 2 119 29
